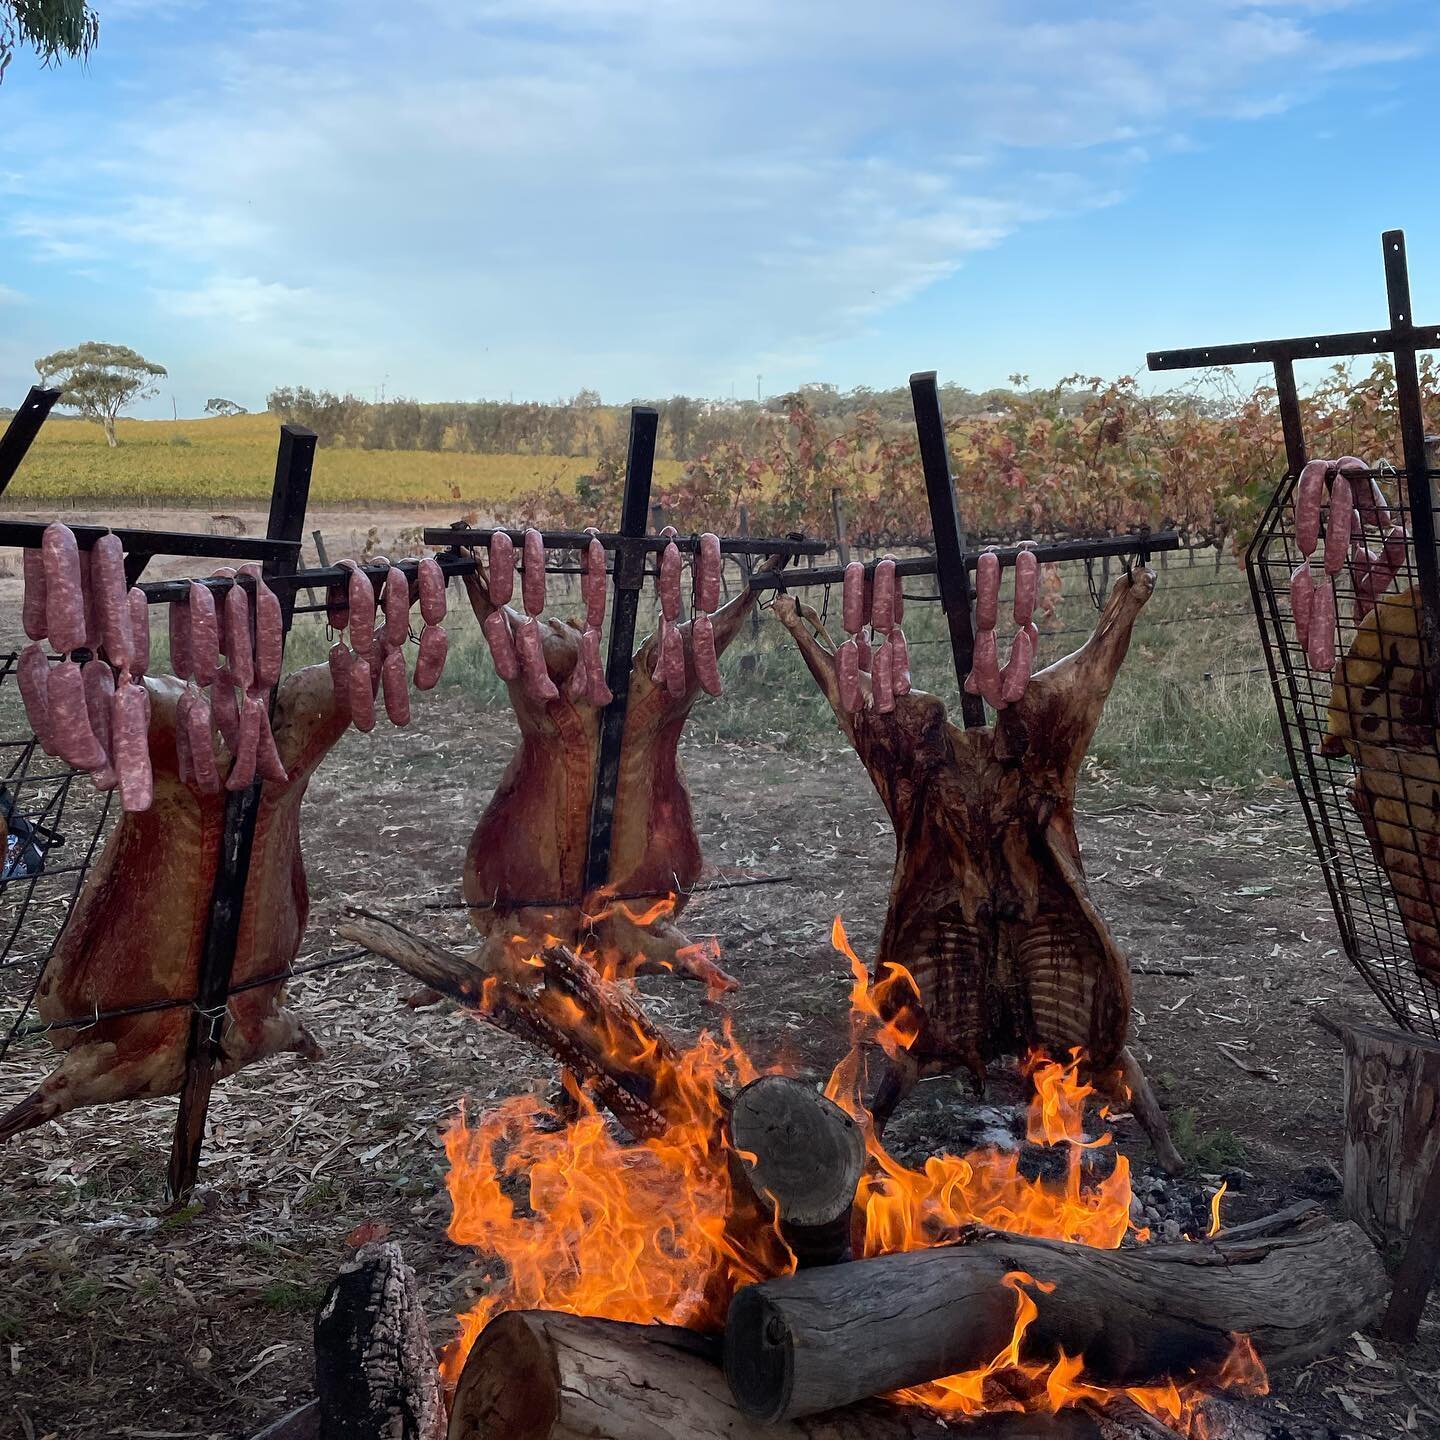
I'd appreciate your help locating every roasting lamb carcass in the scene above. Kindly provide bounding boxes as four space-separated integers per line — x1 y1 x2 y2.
0 662 349 1142
457 549 789 992
773 567 1184 1173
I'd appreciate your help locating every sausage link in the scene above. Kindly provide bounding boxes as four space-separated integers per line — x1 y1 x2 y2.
1294 460 1328 558
222 582 255 690
188 583 220 685
692 613 722 696
1325 474 1353 576
80 545 100 651
328 641 353 719
382 646 410 726
49 660 109 770
253 578 283 688
836 639 862 714
856 629 872 673
1337 458 1377 528
482 610 521 681
418 556 447 626
175 691 195 787
583 626 612 707
210 672 241 750
516 617 559 703
253 702 288 782
583 537 608 630
652 617 669 683
82 659 118 789
415 624 447 691
327 560 352 630
186 697 222 794
18 644 57 754
111 681 154 811
42 524 88 654
225 694 261 789
1013 546 1038 627
127 589 151 677
383 566 411 649
91 533 133 669
890 626 912 696
975 550 1000 631
872 637 894 714
488 532 515 606
167 600 192 679
695 533 722 613
871 557 896 634
842 560 866 634
1382 524 1408 575
1307 579 1336 671
522 528 547 616
661 621 687 698
22 547 48 643
659 542 683 623
349 653 377 732
966 629 1004 707
1001 627 1034 705
348 569 377 661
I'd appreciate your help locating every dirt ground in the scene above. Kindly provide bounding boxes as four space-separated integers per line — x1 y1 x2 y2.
0 507 1437 1437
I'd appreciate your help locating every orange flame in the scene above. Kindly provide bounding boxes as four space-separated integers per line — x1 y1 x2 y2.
1208 1181 1227 1239
439 918 1267 1431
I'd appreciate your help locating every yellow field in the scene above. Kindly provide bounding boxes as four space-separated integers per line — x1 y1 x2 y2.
4 412 682 505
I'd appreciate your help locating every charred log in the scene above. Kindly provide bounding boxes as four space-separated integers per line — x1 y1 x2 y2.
447 1309 1100 1440
771 572 1183 1174
723 1202 1386 1422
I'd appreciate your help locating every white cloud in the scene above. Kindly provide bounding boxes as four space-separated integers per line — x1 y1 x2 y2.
2 0 1424 400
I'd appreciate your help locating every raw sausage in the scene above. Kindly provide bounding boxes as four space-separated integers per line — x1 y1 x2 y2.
582 627 612 707
872 557 896 634
255 702 289 783
188 583 220 685
348 569 376 661
211 671 241 751
975 550 1000 631
127 589 150 677
692 613 721 696
842 561 865 634
111 682 153 811
382 647 410 726
890 627 912 696
516 617 559 703
583 536 608 630
1307 579 1336 671
1013 546 1038 627
225 695 261 789
22 548 48 643
415 624 447 691
327 561 352 630
18 644 56 754
80 545 100 651
253 577 283 688
49 660 109 770
91 533 133 669
659 540 683 623
349 654 376 732
1001 627 1034 706
1295 460 1328 558
82 660 117 790
695 533 722 613
418 556 447 626
522 529 547 616
872 637 894 714
661 620 686 698
1290 564 1314 650
186 698 222 794
482 610 521 682
328 642 353 718
836 639 862 714
168 600 192 680
967 629 1003 707
856 629 872 673
224 582 255 690
1325 474 1353 576
42 524 87 654
488 532 515 606
383 566 411 649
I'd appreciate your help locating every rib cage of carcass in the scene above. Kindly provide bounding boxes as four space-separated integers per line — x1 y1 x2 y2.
1249 455 1440 1039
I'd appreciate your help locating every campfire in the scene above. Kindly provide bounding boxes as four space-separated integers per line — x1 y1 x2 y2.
335 909 1386 1440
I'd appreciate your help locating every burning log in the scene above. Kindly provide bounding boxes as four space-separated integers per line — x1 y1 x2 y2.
313 1240 446 1440
771 570 1184 1173
446 1310 1102 1440
722 1201 1386 1423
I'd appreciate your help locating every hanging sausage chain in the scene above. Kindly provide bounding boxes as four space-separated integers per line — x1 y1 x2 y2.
1288 456 1409 671
964 542 1038 708
15 522 452 813
833 555 913 714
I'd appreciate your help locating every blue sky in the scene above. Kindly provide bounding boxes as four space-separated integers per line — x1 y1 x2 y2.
1 0 1437 417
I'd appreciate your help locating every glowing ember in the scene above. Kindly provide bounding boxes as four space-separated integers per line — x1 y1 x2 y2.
438 916 1267 1431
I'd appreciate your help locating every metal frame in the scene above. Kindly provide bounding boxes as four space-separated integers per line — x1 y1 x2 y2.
0 386 63 487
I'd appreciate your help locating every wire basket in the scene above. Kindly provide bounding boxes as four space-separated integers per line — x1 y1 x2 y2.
1249 463 1440 1037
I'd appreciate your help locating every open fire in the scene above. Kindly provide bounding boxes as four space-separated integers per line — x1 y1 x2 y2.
438 915 1266 1434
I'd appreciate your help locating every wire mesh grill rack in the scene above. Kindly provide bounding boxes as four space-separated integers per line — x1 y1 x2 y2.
1249 462 1440 1038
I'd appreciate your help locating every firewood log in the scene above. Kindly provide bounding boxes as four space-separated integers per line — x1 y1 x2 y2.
771 571 1184 1174
447 1309 1100 1440
723 1202 1387 1422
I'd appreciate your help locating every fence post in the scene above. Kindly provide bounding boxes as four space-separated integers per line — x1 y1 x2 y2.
830 488 850 567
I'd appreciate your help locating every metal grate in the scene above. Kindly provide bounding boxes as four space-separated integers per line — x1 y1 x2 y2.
1249 464 1440 1038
